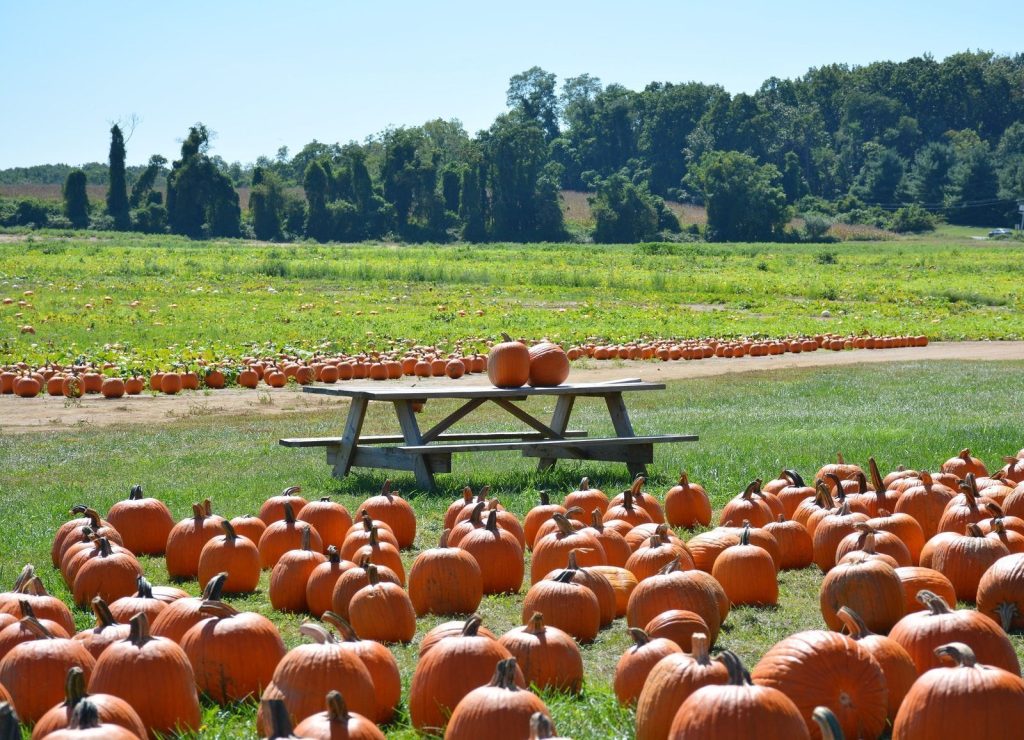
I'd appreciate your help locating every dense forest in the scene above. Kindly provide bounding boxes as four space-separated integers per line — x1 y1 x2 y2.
2 50 1023 242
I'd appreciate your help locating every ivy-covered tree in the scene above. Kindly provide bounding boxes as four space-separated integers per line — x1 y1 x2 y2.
165 124 240 238
249 166 286 241
589 172 661 243
129 155 167 208
303 160 331 242
687 150 788 241
106 125 130 229
460 161 488 242
63 169 90 228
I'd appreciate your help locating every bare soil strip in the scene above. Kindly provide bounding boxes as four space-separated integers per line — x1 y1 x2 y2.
3 341 1022 435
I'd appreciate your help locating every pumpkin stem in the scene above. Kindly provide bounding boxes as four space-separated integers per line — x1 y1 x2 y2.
785 469 806 488
717 650 752 686
579 477 590 491
19 612 54 639
24 576 50 597
469 501 486 527
552 569 576 584
812 707 844 740
129 484 144 501
282 485 302 497
527 612 546 634
191 503 205 519
995 602 1018 632
966 523 984 538
959 448 972 461
91 597 119 628
322 611 358 641
300 525 312 551
500 332 514 343
836 452 845 464
984 502 1005 518
647 534 662 549
359 511 374 531
380 479 393 500
95 537 113 557
538 490 550 507
67 699 102 731
70 504 90 515
199 599 239 619
960 473 980 511
836 606 872 639
203 572 229 602
477 485 491 502
565 550 581 571
325 690 349 723
299 622 337 644
690 632 711 664
263 698 295 739
917 589 953 615
552 513 575 535
367 527 379 547
628 627 651 647
221 519 239 541
739 524 752 546
10 564 34 593
366 564 381 586
530 712 556 740
855 471 869 494
461 614 483 637
135 576 154 599
17 599 37 620
357 553 372 570
461 486 473 504
868 457 885 495
935 642 977 668
814 480 836 509
657 557 681 576
0 705 19 736
202 499 213 516
630 476 645 496
484 509 499 533
63 666 88 708
590 509 604 531
126 613 153 648
438 530 451 549
84 509 101 528
282 501 296 524
921 471 934 490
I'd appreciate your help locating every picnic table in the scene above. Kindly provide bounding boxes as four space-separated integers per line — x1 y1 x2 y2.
280 378 697 491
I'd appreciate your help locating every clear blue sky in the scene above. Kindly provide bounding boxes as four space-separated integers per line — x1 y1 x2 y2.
0 0 1018 168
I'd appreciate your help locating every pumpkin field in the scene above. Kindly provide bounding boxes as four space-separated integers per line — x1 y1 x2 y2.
2 229 1024 738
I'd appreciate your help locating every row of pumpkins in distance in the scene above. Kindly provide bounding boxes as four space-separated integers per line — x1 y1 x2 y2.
0 331 927 398
1 447 1024 737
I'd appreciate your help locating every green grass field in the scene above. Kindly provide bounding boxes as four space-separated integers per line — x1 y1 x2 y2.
2 361 1023 738
1 228 1022 372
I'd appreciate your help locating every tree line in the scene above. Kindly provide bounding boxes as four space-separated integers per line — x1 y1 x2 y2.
4 50 1024 242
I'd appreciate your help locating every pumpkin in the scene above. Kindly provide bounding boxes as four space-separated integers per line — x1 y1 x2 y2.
686 528 741 572
764 515 813 570
355 480 416 549
444 486 478 530
888 590 1020 674
445 658 553 740
812 501 869 572
107 577 168 625
941 448 989 479
319 613 401 724
31 667 147 740
229 513 267 545
626 558 722 644
258 502 324 570
634 632 729 740
820 543 905 634
613 627 682 706
448 500 488 548
834 522 912 567
581 510 632 567
487 333 531 388
72 538 142 608
258 486 308 525
609 476 665 524
198 519 260 594
865 508 925 564
329 555 401 622
834 607 917 723
545 550 616 626
771 470 817 519
257 623 376 735
305 548 354 619
408 529 483 616
350 527 406 585
892 642 1024 739
926 523 1009 602
341 513 400 559
521 571 600 643
564 477 609 520
0 602 71 661
751 629 887 740
165 502 225 579
52 509 102 567
895 472 956 540
672 650 810 739
527 341 569 387
938 473 995 533
815 452 863 483
499 612 584 693
0 618 95 724
644 609 708 652
588 565 637 617
664 472 712 528
55 509 122 572
105 485 175 556
0 577 75 636
603 486 654 528
38 699 140 740
713 523 779 606
1000 456 1024 485
895 566 957 616
794 482 836 535
459 509 525 594
296 497 352 552
268 525 326 613
407 615 524 733
523 492 567 552
180 600 286 704
418 617 498 658
348 565 416 643
976 553 1024 631
72 598 130 660
292 691 386 740
531 513 605 583
719 480 774 528
626 532 694 581
150 573 228 644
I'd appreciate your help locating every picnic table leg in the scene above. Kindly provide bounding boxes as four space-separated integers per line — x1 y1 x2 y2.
394 400 436 492
604 392 648 479
537 395 575 472
331 397 368 478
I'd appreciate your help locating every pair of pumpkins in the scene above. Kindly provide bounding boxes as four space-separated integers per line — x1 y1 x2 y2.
488 334 569 388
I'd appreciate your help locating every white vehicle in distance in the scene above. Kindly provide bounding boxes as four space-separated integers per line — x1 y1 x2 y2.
988 228 1012 238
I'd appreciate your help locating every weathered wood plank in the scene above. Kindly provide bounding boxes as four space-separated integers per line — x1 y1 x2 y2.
521 443 654 464
300 378 663 401
420 398 489 443
280 430 590 448
490 398 564 438
538 394 576 472
393 400 436 491
350 446 452 473
398 434 697 454
332 397 368 477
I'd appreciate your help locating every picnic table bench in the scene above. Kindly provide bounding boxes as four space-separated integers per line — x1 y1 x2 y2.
280 378 696 491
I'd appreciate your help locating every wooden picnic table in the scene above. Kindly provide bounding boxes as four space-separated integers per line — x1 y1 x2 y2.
280 377 696 491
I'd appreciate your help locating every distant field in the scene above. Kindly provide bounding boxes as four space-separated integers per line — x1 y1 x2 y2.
1 228 1022 369
561 190 708 227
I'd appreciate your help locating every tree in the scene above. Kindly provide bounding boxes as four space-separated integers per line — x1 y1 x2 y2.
906 142 953 205
686 150 788 241
63 169 90 228
106 124 130 229
249 166 286 241
589 172 661 243
129 155 167 208
781 151 808 203
995 122 1024 199
507 67 560 142
303 160 331 242
852 144 905 205
165 124 240 238
946 141 1003 225
460 161 488 242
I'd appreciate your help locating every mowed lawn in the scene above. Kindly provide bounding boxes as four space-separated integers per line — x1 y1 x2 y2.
2 229 1023 372
2 360 1023 738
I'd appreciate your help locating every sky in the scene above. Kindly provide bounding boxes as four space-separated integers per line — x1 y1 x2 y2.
0 0 1019 168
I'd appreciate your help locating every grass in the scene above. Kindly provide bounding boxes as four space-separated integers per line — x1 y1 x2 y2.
2 228 1023 371
2 360 1024 737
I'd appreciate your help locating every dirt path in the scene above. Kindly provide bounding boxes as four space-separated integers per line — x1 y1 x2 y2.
3 341 1022 434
